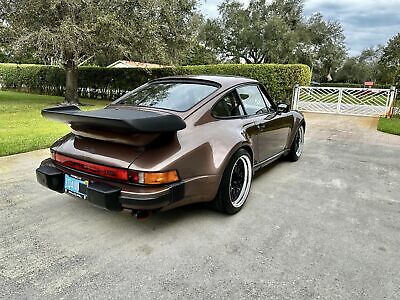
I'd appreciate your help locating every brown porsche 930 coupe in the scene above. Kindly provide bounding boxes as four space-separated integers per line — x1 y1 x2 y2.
36 75 305 217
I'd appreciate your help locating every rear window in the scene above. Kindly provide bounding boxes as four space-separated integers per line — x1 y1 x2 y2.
116 82 219 111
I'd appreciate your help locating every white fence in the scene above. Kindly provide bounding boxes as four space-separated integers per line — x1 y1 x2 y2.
292 85 397 117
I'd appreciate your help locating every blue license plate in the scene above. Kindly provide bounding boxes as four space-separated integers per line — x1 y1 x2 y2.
64 174 89 199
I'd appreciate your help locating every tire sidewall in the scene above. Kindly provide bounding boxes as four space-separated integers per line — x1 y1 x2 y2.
288 125 304 162
216 149 253 214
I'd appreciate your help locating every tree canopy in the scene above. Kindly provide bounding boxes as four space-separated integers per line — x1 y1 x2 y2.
335 47 383 83
0 0 399 96
334 33 400 85
378 33 400 84
199 0 347 82
0 0 202 103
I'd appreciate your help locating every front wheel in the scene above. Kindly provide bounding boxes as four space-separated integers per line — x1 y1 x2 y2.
213 149 253 214
287 125 305 162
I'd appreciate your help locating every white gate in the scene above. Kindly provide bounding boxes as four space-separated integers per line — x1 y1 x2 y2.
292 85 397 117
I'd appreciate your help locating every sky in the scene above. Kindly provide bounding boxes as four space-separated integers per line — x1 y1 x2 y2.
199 0 400 56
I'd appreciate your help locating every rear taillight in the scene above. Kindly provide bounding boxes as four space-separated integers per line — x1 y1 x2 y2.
128 170 179 185
53 152 179 185
143 171 180 185
54 153 129 181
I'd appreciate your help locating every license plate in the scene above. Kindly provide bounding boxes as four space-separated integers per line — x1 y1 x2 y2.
64 174 89 199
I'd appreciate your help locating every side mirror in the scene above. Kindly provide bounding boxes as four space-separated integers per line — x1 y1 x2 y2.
277 103 289 113
239 93 249 100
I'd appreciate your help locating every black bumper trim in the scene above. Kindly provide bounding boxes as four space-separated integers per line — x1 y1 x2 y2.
36 159 185 210
120 182 184 208
87 182 122 211
36 165 64 193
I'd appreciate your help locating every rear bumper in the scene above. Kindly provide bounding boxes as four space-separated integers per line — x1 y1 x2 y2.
36 159 184 211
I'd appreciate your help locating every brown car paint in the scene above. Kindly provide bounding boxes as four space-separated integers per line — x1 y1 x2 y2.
48 75 305 211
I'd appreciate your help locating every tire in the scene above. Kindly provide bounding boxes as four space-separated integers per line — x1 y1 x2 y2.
213 149 253 214
287 125 305 162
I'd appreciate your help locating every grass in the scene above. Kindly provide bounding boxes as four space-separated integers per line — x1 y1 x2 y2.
377 117 400 136
0 91 110 156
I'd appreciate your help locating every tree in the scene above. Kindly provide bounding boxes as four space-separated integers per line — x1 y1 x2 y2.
0 0 126 103
210 0 303 64
181 44 220 65
107 0 202 66
300 13 346 82
0 19 14 62
0 0 201 103
334 58 370 83
269 0 304 29
378 33 400 84
334 46 382 83
202 0 347 79
157 0 203 65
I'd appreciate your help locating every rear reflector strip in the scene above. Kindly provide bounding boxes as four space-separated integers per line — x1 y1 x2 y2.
54 153 129 181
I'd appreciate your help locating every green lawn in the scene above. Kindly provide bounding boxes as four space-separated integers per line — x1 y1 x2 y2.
377 117 400 136
0 91 110 156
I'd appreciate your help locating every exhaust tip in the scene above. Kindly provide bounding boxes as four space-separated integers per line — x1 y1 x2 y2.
132 210 152 221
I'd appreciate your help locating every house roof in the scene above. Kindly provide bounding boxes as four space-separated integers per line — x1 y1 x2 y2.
107 60 167 68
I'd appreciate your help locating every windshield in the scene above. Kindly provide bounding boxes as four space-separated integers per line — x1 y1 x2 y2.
115 82 219 111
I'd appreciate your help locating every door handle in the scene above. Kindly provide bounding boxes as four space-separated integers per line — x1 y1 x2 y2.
264 113 276 121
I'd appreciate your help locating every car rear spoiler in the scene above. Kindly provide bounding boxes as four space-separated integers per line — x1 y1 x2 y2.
41 106 186 133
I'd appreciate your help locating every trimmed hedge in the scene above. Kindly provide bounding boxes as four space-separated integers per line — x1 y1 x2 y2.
0 63 311 102
0 63 65 95
175 64 311 102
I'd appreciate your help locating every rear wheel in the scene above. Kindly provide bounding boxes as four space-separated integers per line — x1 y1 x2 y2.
214 149 253 214
287 125 304 162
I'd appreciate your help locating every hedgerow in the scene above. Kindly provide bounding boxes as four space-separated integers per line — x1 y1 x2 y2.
175 64 311 101
0 63 311 102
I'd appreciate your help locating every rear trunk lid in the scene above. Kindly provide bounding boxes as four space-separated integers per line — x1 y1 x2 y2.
44 105 185 168
52 134 145 169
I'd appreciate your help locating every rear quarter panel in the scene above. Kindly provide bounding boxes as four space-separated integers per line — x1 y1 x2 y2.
130 116 254 178
130 114 255 205
285 110 306 148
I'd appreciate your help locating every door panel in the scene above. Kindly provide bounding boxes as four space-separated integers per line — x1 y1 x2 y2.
235 84 293 163
254 112 293 162
241 119 259 161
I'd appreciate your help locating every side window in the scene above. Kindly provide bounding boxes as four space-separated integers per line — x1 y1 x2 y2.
212 92 245 118
237 85 269 115
259 85 275 111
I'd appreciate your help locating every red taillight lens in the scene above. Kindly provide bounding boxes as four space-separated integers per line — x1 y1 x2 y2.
55 153 129 181
128 170 140 183
53 152 180 185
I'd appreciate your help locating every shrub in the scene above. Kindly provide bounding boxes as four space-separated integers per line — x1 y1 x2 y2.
0 63 64 93
0 63 311 102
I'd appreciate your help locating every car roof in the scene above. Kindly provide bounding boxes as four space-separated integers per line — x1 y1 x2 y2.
115 75 261 120
151 75 258 87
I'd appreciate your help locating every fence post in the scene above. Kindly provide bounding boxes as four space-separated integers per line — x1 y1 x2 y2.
292 84 300 110
386 86 397 117
337 88 343 114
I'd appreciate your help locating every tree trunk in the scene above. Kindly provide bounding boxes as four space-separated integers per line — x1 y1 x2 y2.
64 59 80 105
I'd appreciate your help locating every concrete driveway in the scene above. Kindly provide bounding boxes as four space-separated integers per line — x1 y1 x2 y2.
1 113 400 299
